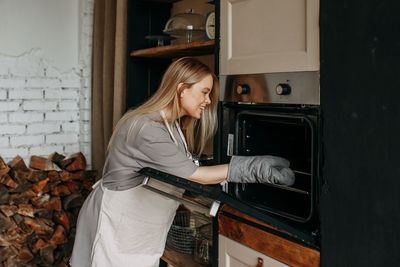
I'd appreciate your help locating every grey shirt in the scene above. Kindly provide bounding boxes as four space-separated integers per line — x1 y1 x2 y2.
103 112 198 190
70 112 198 267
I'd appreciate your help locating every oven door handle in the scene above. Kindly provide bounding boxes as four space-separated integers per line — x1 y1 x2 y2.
142 177 221 217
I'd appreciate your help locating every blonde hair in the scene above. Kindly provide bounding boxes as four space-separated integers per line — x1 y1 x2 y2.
108 57 219 157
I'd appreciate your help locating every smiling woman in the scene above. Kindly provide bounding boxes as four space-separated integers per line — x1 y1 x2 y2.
70 57 295 267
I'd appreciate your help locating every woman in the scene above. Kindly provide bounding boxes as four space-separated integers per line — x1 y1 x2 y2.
70 57 294 267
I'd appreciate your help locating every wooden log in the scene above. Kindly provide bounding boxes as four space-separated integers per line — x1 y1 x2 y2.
16 247 34 263
53 211 70 230
59 235 75 260
5 255 18 267
0 157 10 177
57 158 75 170
60 170 85 182
43 197 62 211
49 225 67 245
31 194 51 208
14 230 35 246
27 169 48 183
0 234 11 247
35 218 55 240
32 177 50 193
64 181 83 194
32 239 47 253
7 156 28 171
47 170 60 181
8 228 32 248
0 157 7 170
12 214 23 225
67 211 78 227
51 185 71 197
30 155 62 171
8 168 32 184
58 261 69 267
37 217 55 228
17 204 35 218
8 192 32 205
7 189 36 207
0 213 12 232
34 208 53 220
40 244 57 265
23 217 42 231
82 179 94 192
10 179 32 193
0 174 18 188
48 152 66 163
0 205 17 217
65 152 87 171
83 170 98 180
0 185 9 205
62 194 84 211
41 180 61 194
0 246 17 262
20 188 37 198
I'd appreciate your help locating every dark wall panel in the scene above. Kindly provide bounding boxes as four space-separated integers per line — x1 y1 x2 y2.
320 0 400 266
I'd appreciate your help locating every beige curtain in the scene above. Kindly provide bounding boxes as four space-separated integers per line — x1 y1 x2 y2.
91 0 127 174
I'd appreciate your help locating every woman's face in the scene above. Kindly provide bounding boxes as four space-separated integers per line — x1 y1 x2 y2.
179 74 213 119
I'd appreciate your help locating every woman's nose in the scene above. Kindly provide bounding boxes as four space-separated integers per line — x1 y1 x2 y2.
205 94 211 104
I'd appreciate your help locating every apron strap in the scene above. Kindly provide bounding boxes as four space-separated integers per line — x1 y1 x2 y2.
159 110 194 161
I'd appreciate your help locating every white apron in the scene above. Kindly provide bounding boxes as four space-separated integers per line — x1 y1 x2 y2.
88 112 193 267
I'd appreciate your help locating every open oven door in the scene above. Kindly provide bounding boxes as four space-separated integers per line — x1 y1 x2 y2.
139 167 319 247
139 167 222 217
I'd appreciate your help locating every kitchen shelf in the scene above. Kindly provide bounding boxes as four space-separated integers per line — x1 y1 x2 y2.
162 246 210 267
140 0 181 3
130 40 215 58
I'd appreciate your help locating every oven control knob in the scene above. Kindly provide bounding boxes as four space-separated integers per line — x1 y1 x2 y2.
236 84 250 95
276 83 291 95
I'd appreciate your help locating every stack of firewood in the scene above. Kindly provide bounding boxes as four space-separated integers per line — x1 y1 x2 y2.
0 152 97 266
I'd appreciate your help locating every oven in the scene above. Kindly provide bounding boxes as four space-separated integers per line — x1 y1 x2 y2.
220 104 319 224
215 71 321 245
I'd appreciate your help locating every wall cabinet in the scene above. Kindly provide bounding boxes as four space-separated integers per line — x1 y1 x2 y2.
220 0 319 75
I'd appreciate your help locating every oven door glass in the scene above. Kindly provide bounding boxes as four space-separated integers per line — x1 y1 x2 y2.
229 111 317 223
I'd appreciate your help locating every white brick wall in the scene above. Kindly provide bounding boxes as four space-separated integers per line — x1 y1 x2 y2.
0 0 94 166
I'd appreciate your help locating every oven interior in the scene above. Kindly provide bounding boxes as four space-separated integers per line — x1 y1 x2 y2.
221 105 319 223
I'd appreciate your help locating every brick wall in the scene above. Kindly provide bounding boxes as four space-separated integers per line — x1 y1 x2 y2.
0 0 94 166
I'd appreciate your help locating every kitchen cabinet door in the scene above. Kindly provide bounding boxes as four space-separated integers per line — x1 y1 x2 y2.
219 235 288 267
220 0 319 75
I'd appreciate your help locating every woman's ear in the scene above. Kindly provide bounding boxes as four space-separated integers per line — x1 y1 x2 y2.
177 83 185 97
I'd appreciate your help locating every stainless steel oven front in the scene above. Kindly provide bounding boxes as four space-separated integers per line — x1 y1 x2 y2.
215 71 321 243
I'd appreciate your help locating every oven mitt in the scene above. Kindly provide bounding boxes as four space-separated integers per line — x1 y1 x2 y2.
227 155 295 186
